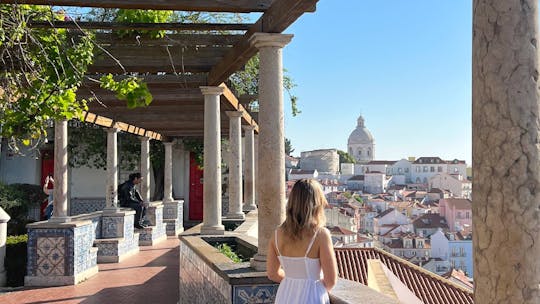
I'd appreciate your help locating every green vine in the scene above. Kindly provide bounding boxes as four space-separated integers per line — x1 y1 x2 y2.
114 9 173 38
183 138 204 169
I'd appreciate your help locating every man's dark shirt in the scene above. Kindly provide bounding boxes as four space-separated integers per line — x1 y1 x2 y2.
119 181 143 207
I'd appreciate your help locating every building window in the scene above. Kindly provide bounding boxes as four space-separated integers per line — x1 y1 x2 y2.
454 167 459 173
430 166 435 172
416 177 421 183
457 211 462 219
438 166 443 172
423 166 428 172
466 212 470 219
398 168 403 174
367 149 371 156
423 177 428 183
358 150 362 156
416 167 420 173
405 168 409 173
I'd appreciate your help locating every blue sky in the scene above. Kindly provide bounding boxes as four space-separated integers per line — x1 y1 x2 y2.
281 1 472 164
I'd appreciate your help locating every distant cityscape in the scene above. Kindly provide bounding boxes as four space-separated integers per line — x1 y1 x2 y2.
285 115 473 291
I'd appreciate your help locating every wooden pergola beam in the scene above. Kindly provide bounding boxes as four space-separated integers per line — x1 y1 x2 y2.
3 0 274 12
95 33 243 47
208 0 318 85
82 111 163 140
83 74 208 87
220 83 259 133
28 21 252 31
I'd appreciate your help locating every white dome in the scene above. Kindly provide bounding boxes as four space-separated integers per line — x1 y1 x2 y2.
348 116 374 144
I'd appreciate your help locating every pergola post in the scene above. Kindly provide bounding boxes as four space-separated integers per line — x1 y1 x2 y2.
249 33 293 271
50 119 70 223
140 136 151 204
226 111 245 219
162 141 184 236
242 125 257 211
104 126 120 212
200 86 225 235
163 142 174 203
472 0 540 303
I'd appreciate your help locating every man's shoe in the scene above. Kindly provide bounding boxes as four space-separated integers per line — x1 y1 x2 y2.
140 223 149 228
135 224 145 229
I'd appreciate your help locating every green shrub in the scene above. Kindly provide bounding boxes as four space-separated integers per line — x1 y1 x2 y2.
5 234 28 287
0 183 44 235
217 243 242 263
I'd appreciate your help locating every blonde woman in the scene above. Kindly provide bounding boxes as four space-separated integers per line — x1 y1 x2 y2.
267 179 338 304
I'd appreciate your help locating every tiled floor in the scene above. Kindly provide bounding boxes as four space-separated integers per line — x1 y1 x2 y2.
1 237 179 304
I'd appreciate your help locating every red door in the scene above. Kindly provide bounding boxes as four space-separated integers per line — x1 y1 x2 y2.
189 152 204 221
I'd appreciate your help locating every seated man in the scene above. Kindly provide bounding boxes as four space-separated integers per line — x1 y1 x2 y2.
119 173 148 229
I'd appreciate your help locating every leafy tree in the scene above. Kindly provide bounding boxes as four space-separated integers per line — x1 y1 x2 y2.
229 55 300 116
285 138 295 156
0 5 153 152
337 150 356 164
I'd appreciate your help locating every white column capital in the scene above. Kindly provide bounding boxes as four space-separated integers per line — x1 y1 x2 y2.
249 33 293 49
163 141 174 147
242 125 256 131
140 136 150 142
225 110 244 118
200 86 225 96
106 127 120 134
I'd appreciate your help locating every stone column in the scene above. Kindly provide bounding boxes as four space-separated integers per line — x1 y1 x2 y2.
473 1 540 303
50 119 69 222
104 127 119 212
0 207 9 286
254 133 259 204
200 86 225 235
242 125 257 211
226 111 245 219
249 33 292 270
163 142 174 203
140 137 151 203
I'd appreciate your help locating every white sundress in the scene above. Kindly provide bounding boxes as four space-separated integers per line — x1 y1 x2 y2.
274 229 330 304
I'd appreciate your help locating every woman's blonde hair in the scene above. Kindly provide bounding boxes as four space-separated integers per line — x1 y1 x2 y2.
281 179 327 240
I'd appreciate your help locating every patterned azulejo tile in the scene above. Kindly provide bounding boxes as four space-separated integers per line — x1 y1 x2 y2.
36 237 65 276
233 285 278 304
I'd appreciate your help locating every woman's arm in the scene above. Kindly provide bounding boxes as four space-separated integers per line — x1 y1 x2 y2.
43 177 50 195
267 232 285 283
319 228 338 291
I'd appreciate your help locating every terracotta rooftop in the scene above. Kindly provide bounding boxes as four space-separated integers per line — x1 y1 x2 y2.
413 213 449 230
335 247 474 304
374 208 395 219
328 226 356 235
440 198 472 210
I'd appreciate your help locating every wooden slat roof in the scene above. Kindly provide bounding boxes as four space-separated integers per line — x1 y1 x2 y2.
9 0 318 140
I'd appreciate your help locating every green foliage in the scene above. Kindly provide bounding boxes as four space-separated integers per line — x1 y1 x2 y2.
114 9 173 38
0 183 44 235
354 196 363 204
0 5 153 151
229 55 301 116
285 138 295 156
183 138 204 168
217 243 242 263
100 74 153 108
5 234 28 287
337 150 356 164
0 5 94 143
342 192 352 199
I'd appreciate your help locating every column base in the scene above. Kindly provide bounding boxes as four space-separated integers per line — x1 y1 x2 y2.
48 216 72 223
102 206 123 214
226 212 246 220
25 264 98 287
138 202 167 246
250 253 267 271
25 220 98 287
164 219 184 236
243 204 257 211
200 225 225 235
95 233 140 263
